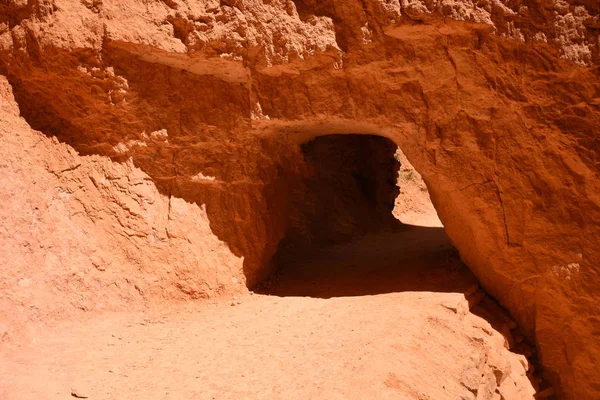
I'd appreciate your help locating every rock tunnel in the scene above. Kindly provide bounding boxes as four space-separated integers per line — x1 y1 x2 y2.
1 1 600 398
274 134 402 252
3 49 599 399
264 133 471 301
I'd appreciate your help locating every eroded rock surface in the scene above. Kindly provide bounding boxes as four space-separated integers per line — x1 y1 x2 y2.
1 1 599 399
0 77 247 340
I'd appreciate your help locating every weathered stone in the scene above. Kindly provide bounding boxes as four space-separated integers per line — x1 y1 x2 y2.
0 1 598 398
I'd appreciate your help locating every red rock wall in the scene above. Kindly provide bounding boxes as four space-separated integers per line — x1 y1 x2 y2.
1 1 599 398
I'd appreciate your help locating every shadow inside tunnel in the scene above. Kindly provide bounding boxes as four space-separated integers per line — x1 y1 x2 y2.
262 224 481 298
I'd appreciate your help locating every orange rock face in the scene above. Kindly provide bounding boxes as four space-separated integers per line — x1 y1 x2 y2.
1 1 599 399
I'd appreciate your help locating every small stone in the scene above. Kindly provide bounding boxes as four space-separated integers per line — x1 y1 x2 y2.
442 298 469 316
71 388 88 398
91 255 105 271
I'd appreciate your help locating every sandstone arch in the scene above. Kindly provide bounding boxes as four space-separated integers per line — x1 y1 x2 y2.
1 1 599 398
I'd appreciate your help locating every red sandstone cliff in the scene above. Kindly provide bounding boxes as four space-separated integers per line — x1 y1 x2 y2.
1 1 599 398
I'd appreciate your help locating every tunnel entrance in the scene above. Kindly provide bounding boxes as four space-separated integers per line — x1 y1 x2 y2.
258 133 550 398
277 134 403 250
263 134 471 297
392 147 443 228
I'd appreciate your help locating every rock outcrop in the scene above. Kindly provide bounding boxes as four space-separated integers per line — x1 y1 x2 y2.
0 76 247 341
1 1 599 399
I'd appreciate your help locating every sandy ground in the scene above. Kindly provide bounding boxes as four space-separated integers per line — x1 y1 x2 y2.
393 149 442 228
1 226 537 400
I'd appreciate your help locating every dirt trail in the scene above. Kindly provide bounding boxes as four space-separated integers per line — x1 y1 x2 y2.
269 226 468 297
392 149 442 228
1 228 539 400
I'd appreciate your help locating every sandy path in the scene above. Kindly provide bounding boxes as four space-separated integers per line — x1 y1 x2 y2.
1 229 536 400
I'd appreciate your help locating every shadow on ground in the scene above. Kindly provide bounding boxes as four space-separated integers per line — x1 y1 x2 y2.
263 225 480 298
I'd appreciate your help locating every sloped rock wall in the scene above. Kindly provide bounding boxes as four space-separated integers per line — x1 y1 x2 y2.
0 75 247 339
